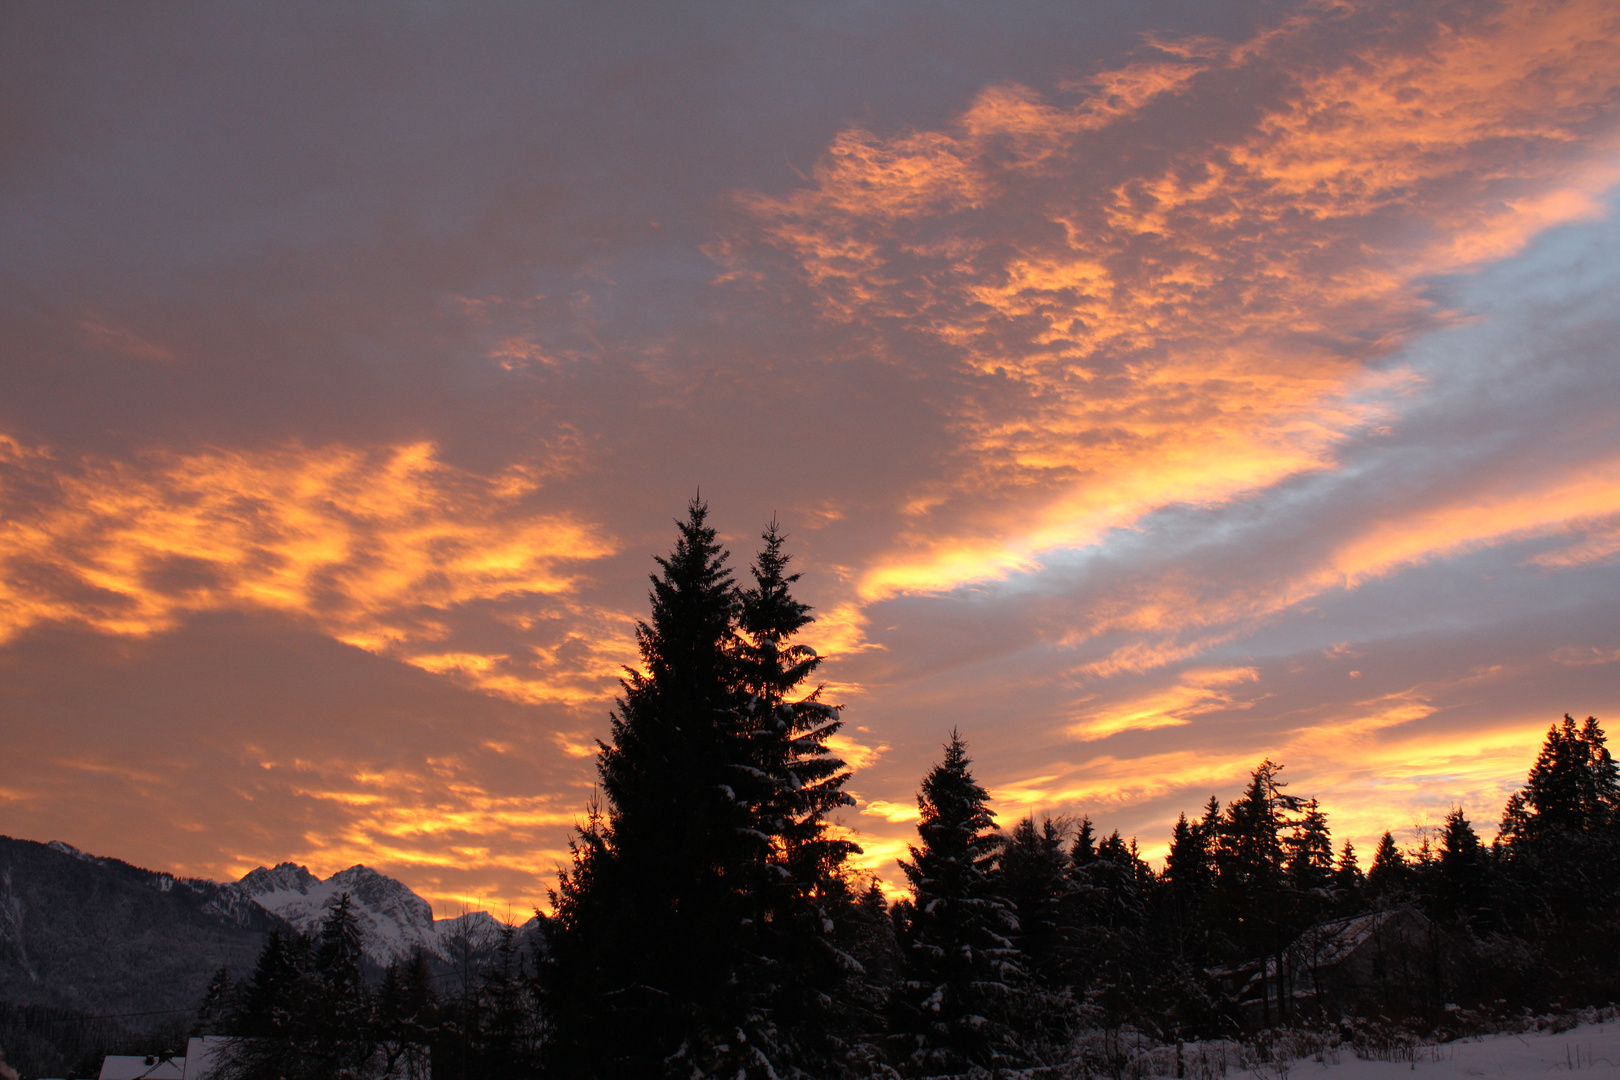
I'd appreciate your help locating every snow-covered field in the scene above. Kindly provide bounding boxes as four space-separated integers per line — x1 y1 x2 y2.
1284 1020 1620 1080
1074 1018 1620 1080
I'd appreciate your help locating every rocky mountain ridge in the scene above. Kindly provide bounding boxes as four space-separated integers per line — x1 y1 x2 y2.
236 860 518 966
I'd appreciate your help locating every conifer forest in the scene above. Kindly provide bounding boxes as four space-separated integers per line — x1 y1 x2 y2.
193 502 1620 1080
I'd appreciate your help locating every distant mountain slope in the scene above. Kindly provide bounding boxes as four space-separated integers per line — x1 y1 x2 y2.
45 841 286 934
0 836 282 1021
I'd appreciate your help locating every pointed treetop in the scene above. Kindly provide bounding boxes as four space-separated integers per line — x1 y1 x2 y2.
628 495 738 709
738 517 820 706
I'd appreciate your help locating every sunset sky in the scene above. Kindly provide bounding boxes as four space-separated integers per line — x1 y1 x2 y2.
3 0 1619 913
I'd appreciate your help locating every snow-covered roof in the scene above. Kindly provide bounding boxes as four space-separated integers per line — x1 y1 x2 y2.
180 1037 228 1080
97 1056 183 1080
1288 908 1420 968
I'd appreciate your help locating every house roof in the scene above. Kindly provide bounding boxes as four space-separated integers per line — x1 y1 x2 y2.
96 1056 184 1080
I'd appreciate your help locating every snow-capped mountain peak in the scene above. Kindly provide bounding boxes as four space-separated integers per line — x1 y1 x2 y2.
237 862 504 965
239 861 322 897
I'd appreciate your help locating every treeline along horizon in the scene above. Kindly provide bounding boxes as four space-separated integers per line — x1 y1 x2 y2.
197 500 1620 1080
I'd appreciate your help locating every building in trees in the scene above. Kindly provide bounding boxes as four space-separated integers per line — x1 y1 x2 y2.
1278 907 1452 1021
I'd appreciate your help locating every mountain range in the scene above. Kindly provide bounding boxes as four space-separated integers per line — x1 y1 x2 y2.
0 835 534 1027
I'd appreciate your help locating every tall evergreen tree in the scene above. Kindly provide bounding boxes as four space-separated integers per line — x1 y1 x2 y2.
1287 798 1336 930
1366 831 1410 905
1332 840 1365 915
311 895 376 1079
1070 831 1160 1027
193 967 234 1038
997 816 1069 980
1287 800 1335 895
1500 715 1620 844
474 924 540 1080
232 928 310 1041
1164 813 1214 898
316 894 369 1017
1210 760 1299 1024
544 498 748 1078
1435 807 1489 930
1163 810 1217 964
545 502 861 1079
1070 817 1098 868
892 732 1024 1074
376 950 437 1080
218 900 377 1080
1494 715 1620 995
716 519 861 1077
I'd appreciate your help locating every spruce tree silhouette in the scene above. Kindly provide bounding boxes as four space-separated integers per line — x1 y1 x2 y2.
219 899 374 1080
192 966 233 1037
1286 798 1336 930
545 501 860 1079
996 816 1068 980
724 519 860 1077
1435 807 1489 930
546 497 745 1078
1163 810 1217 961
376 950 437 1080
1331 840 1365 915
313 894 373 1078
1495 715 1620 992
1366 830 1410 906
1501 715 1619 844
893 731 1023 1073
1211 760 1297 1024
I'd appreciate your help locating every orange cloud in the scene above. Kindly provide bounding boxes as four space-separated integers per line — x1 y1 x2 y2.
242 756 580 913
1062 450 1620 679
80 314 178 364
1324 455 1620 586
1062 450 1620 678
857 798 920 825
0 433 629 704
1068 665 1261 741
826 731 889 771
732 0 1620 626
833 821 915 897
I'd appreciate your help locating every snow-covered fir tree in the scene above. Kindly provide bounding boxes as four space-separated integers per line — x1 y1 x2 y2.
544 501 862 1079
891 732 1027 1074
544 498 750 1078
726 520 864 1077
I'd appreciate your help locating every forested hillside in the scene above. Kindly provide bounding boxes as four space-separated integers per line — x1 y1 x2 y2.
0 838 282 1019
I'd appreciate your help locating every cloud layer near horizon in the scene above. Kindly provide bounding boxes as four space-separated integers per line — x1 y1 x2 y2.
2 0 1618 909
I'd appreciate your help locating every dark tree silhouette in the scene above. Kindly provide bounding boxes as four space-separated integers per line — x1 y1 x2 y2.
218 898 375 1080
544 502 861 1079
545 498 748 1077
1367 830 1411 906
997 816 1069 981
892 732 1026 1074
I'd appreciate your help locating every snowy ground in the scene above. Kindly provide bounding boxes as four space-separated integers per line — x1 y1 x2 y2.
1284 1020 1620 1080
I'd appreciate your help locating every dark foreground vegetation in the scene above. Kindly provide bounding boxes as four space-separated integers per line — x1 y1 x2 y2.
19 502 1619 1079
